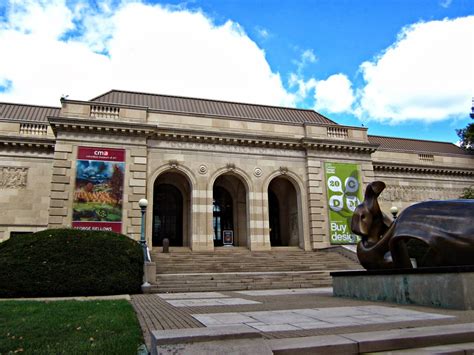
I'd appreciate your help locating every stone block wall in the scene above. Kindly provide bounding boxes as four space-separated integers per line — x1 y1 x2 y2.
0 151 53 241
46 132 148 242
145 140 310 251
305 150 375 249
47 143 74 229
126 148 148 241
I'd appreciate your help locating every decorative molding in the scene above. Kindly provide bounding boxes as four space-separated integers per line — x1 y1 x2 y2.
373 162 474 177
151 140 304 158
226 163 236 171
48 117 154 136
379 185 465 203
0 167 28 189
198 165 208 175
279 166 288 175
0 135 55 150
302 139 378 154
156 129 377 154
168 160 179 169
156 130 302 150
254 167 263 178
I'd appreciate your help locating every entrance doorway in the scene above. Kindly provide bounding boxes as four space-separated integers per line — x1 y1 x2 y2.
152 172 190 247
212 174 248 247
213 186 233 247
268 190 281 246
268 177 300 247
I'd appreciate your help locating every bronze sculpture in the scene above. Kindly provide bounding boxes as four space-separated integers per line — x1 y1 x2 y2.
351 181 474 270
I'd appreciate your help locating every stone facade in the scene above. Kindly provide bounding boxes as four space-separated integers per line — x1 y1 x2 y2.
0 92 473 249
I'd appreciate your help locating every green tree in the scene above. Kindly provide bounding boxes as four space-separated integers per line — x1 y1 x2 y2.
456 102 474 151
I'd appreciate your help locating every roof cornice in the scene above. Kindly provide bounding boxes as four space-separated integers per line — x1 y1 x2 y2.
373 162 474 176
302 138 379 153
48 116 155 135
0 134 55 150
154 127 303 149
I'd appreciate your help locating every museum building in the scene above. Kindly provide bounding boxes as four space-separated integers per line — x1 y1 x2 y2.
0 90 473 251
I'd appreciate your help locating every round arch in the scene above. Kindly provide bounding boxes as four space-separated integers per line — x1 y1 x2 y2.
207 166 253 194
148 163 197 190
208 166 253 248
263 169 310 250
146 164 196 249
262 169 305 196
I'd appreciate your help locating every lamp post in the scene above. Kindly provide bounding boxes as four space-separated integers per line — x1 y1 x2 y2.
138 198 149 262
390 206 399 220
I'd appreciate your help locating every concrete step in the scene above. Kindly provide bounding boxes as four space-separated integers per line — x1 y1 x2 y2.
150 323 474 355
147 271 333 293
269 323 474 354
149 248 361 292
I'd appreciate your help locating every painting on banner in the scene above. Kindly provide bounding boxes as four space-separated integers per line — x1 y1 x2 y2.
324 162 363 244
72 147 125 233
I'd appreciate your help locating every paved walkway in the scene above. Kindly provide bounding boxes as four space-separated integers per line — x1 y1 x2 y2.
130 288 474 350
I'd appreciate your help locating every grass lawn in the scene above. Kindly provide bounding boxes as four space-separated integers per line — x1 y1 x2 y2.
0 300 143 354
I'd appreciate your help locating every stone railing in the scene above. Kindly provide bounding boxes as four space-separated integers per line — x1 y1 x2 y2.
418 154 434 161
327 126 348 139
90 105 120 119
19 123 48 135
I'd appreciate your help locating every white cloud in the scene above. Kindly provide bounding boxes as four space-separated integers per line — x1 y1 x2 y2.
4 0 74 38
286 48 320 104
440 0 453 8
255 26 270 40
0 0 295 107
356 16 474 123
293 48 317 74
288 73 317 102
313 74 355 113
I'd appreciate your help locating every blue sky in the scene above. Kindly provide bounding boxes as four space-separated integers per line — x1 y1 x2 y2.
0 0 472 143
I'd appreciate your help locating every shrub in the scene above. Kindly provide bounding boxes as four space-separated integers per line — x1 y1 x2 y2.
0 229 143 297
459 186 474 199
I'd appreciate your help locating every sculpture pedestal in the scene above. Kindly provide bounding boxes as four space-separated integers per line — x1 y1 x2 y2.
331 266 474 310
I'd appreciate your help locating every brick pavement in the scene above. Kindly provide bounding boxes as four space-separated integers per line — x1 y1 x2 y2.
130 288 474 350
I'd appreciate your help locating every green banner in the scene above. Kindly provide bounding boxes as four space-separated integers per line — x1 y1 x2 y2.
324 162 362 244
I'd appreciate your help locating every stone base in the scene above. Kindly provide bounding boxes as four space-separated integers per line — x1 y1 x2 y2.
331 266 474 310
143 261 156 284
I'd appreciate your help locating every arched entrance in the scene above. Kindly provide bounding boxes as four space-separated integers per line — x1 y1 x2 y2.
212 174 248 247
268 176 300 247
152 171 191 247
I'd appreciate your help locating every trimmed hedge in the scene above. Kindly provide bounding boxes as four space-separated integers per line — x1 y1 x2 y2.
0 229 143 297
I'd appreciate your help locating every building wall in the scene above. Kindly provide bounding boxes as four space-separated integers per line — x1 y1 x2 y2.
46 130 149 242
0 150 53 241
1 99 473 248
372 149 474 212
145 139 311 251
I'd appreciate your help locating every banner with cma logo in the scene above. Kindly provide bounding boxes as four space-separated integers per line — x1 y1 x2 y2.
324 162 362 244
72 147 125 233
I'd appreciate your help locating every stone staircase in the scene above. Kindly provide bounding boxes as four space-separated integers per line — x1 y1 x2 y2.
147 247 362 293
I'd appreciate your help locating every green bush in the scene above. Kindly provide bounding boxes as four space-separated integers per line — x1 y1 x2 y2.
0 229 143 297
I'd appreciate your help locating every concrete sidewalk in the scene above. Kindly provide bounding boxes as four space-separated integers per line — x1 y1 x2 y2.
130 288 474 351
